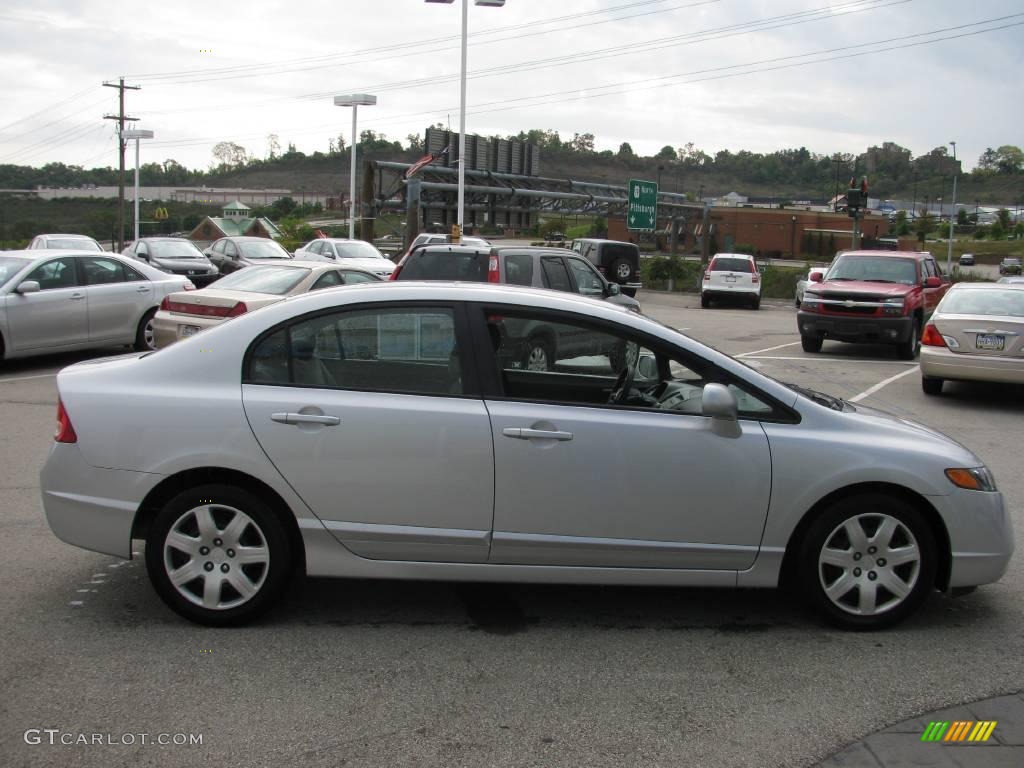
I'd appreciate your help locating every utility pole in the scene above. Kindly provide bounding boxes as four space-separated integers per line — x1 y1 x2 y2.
103 77 140 252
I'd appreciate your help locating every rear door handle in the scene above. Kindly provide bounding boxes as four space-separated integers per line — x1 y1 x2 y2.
271 412 341 426
136 286 150 292
69 293 85 300
502 427 573 441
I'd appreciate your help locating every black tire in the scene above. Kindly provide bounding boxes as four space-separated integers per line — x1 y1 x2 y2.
797 493 937 630
921 376 943 396
801 335 823 353
897 319 921 360
751 296 761 310
700 294 710 308
145 484 294 626
522 336 554 372
610 258 633 284
134 308 157 352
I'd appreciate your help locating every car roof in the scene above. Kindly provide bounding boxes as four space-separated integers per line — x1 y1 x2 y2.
217 236 280 242
36 233 97 239
416 243 491 254
839 250 926 259
712 253 755 259
950 281 1024 291
2 249 116 260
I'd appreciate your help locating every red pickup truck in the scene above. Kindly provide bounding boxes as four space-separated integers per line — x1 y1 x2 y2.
797 250 951 359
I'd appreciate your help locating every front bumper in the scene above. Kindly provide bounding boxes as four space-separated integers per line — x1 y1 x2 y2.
797 310 913 344
932 487 1014 588
40 442 162 559
921 346 1024 385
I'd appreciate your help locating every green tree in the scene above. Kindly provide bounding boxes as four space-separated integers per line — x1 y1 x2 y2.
990 221 1006 240
957 208 969 225
617 142 634 158
994 146 1023 174
569 132 595 153
656 145 676 161
996 208 1011 230
894 210 910 235
915 210 934 239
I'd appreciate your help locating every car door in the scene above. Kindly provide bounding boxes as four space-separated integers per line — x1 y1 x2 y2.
241 302 495 562
205 240 226 271
223 240 242 272
81 256 153 342
565 256 608 300
4 257 89 351
474 304 773 570
921 258 944 317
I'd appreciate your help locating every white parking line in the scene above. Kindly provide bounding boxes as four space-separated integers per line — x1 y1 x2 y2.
849 366 920 403
0 372 58 383
736 341 801 357
745 356 917 365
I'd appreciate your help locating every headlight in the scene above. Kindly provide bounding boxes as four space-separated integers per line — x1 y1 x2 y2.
882 297 905 316
801 295 821 311
945 467 997 492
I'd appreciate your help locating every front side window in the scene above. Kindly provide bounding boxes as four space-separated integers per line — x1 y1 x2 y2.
484 309 777 417
224 241 238 258
246 306 463 395
567 257 605 297
25 258 80 290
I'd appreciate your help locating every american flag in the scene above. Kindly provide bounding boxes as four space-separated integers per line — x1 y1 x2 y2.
405 145 450 179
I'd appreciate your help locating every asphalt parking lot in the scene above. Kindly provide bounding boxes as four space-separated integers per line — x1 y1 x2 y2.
1 290 1021 768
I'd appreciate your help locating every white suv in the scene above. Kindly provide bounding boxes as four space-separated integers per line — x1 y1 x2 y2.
701 253 761 310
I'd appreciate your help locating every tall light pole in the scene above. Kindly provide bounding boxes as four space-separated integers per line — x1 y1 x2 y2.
123 129 154 244
334 94 377 240
426 0 505 236
946 141 957 275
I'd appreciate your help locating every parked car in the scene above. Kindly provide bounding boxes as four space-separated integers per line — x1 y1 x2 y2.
0 250 194 360
795 267 828 307
408 233 490 250
27 233 104 251
920 282 1024 395
152 261 380 348
570 238 642 294
203 237 292 275
998 257 1022 276
798 250 951 359
701 253 761 309
997 276 1024 285
123 237 220 286
42 283 1012 628
391 243 639 310
958 253 976 267
293 238 396 278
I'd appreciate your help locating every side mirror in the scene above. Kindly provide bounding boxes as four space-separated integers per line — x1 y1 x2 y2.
701 383 738 421
810 272 824 283
16 281 41 294
606 282 621 296
925 276 941 288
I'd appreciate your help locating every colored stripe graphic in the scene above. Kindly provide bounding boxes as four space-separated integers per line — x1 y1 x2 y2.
945 721 971 741
921 720 997 743
921 722 949 741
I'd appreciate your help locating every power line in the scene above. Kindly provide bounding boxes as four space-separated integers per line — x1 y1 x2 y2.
0 86 100 135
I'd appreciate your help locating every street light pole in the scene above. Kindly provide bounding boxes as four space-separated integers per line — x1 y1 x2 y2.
334 94 377 240
123 129 153 244
426 0 505 235
946 141 957 275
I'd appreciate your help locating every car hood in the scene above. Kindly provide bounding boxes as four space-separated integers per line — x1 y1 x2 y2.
810 280 913 297
336 257 395 273
845 402 981 466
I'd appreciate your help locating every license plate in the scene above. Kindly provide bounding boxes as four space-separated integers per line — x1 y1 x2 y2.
725 275 737 282
180 325 201 338
976 334 1005 351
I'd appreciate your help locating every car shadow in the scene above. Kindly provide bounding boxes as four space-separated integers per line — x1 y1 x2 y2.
0 346 136 377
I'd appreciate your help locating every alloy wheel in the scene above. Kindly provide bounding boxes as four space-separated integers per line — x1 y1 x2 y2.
526 345 550 371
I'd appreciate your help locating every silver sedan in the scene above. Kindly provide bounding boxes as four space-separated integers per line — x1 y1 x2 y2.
41 283 1012 628
0 249 195 360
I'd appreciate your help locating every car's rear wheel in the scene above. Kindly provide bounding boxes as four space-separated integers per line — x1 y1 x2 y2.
921 376 943 395
700 294 710 308
798 494 936 630
801 335 823 353
897 319 921 360
523 336 554 372
145 484 293 626
134 308 157 352
751 296 761 310
611 258 632 283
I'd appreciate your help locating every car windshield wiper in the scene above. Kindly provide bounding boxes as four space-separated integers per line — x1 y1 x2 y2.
864 279 897 283
783 382 847 411
827 277 854 281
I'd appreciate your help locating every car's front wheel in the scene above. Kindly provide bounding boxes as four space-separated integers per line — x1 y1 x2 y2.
798 494 936 630
897 320 921 360
145 484 293 626
801 335 823 353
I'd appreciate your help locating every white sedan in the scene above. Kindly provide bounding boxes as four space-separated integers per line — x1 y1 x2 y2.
0 249 194 360
41 283 1011 629
293 238 395 278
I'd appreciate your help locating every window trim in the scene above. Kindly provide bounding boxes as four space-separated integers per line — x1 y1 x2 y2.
467 303 799 424
241 300 483 398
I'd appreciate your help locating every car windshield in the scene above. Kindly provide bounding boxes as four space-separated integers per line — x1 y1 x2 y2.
940 289 1024 318
238 241 290 259
334 242 386 259
1003 258 1021 266
396 249 489 281
46 237 100 250
149 241 205 259
827 255 917 284
0 257 28 285
711 257 753 273
210 265 310 294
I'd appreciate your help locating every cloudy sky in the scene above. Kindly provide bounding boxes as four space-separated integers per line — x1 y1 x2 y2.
1 0 1021 173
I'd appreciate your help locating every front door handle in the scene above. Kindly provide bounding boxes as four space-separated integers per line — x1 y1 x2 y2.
69 293 85 300
271 412 341 426
502 427 573 441
136 286 150 293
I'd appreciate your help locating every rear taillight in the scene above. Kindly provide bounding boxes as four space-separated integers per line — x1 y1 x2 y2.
390 256 407 280
921 324 947 347
55 399 77 443
703 272 710 281
162 299 247 318
487 253 500 283
751 273 760 283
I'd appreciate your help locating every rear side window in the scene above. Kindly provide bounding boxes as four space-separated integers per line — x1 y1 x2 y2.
710 257 753 273
541 257 572 292
503 253 534 286
397 250 488 281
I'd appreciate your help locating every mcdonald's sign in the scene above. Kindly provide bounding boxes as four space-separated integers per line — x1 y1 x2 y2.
153 207 169 220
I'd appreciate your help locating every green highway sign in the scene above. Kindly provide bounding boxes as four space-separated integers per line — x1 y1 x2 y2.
628 179 657 231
